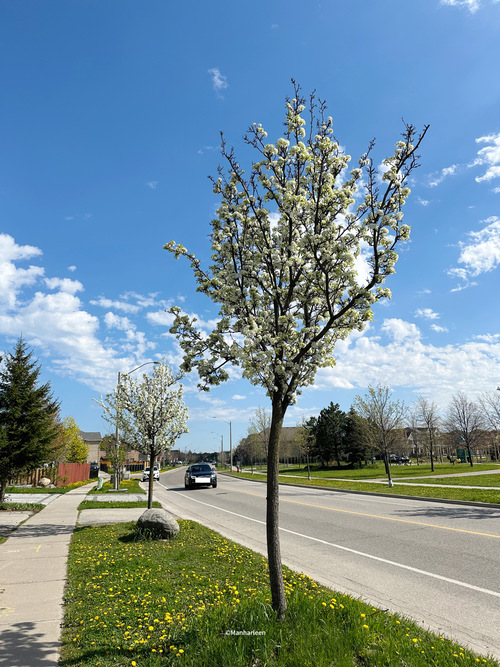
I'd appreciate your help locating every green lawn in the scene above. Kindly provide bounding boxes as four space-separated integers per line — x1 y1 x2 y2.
276 462 500 480
78 500 162 510
405 474 500 487
60 521 498 666
0 502 45 511
231 472 500 504
5 479 95 493
90 479 146 495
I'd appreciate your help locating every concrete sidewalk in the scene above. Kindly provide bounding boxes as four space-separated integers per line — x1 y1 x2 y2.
0 482 95 667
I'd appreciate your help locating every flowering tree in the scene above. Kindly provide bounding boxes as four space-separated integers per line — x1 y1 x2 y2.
97 361 188 507
165 83 428 617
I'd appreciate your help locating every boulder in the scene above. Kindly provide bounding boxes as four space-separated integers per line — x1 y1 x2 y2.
38 477 52 487
137 508 179 539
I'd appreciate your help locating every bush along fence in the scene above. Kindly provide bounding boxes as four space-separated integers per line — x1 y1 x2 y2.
9 462 91 488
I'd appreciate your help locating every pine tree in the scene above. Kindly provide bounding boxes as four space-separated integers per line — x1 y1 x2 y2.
0 338 60 501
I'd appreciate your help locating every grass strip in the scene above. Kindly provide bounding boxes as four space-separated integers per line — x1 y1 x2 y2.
231 472 500 504
60 520 498 666
403 474 499 487
90 479 146 495
5 479 95 494
277 463 500 480
0 502 45 511
78 500 162 510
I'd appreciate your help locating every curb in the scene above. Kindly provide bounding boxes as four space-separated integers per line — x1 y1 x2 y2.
220 473 500 509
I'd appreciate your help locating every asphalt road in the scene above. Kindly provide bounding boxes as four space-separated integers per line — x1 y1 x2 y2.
153 467 500 661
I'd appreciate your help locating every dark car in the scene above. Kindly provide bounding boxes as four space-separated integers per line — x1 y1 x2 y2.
185 463 217 489
89 461 100 478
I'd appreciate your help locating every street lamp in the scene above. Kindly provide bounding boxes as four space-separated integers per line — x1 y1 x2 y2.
114 361 160 489
213 417 232 471
211 431 224 467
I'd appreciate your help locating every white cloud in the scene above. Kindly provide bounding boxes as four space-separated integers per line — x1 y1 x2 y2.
415 308 439 320
146 181 158 189
428 164 459 187
431 324 449 333
208 68 229 96
474 333 500 342
90 296 141 314
0 234 44 309
313 322 500 407
441 0 500 11
122 292 165 309
475 133 500 184
381 318 421 343
68 265 77 272
417 197 430 206
440 0 479 10
45 277 84 295
448 216 500 289
147 310 176 327
104 312 134 331
232 394 246 400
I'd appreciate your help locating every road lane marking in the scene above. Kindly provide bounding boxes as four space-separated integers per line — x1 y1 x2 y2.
166 488 500 599
216 484 500 539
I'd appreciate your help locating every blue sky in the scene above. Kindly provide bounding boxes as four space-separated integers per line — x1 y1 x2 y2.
1 0 499 454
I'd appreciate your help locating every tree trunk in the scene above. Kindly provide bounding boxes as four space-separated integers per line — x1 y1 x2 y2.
266 392 287 619
0 477 7 503
148 448 155 509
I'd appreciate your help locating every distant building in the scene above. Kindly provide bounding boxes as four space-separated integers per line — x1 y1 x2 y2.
79 431 102 463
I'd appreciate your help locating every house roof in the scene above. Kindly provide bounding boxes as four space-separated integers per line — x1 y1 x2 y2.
79 431 102 442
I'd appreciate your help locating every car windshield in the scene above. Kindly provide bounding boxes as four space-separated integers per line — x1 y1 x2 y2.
191 464 212 473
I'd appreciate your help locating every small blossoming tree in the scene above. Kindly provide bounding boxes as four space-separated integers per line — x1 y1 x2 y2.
98 361 188 507
165 83 428 618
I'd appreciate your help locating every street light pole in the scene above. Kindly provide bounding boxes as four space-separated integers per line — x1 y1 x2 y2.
211 432 224 467
213 417 232 471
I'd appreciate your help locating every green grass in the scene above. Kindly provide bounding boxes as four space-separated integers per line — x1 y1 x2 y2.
5 479 95 493
277 462 500 480
231 472 500 504
78 500 162 510
406 474 500 487
0 502 45 511
60 520 498 666
90 479 146 495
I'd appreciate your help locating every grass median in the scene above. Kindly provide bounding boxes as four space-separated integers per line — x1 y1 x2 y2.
78 500 162 510
60 520 498 666
90 479 146 495
230 472 500 504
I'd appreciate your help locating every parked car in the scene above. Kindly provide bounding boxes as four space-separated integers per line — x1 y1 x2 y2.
142 466 160 482
184 463 217 489
89 461 100 478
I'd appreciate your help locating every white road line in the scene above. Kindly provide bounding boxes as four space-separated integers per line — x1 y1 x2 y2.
164 485 500 600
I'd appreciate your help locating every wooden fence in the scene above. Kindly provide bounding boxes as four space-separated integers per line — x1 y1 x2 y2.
9 462 91 488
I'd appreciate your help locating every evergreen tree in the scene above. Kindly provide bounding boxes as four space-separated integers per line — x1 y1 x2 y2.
0 338 59 501
344 407 370 467
310 402 347 467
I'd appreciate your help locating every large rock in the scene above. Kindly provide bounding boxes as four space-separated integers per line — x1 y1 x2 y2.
137 508 179 539
38 477 52 487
